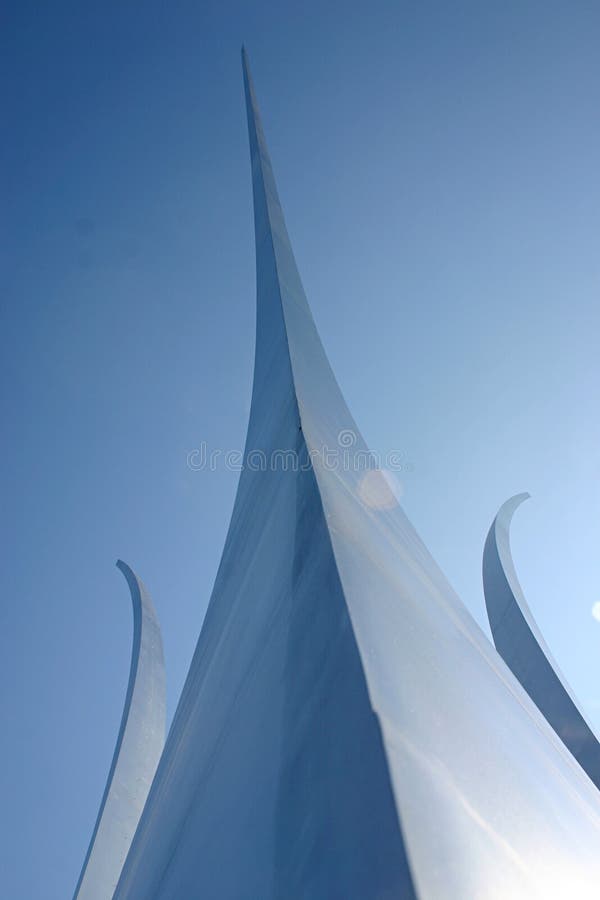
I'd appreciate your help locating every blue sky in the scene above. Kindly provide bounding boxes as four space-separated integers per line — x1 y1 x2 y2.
2 1 600 896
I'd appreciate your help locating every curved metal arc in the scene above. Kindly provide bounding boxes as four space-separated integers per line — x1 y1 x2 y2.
73 561 166 900
483 493 600 790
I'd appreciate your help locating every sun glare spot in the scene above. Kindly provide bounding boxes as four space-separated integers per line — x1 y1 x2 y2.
358 469 402 510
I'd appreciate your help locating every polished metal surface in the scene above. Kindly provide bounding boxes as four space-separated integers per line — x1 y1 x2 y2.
483 493 600 790
73 561 166 900
114 52 600 899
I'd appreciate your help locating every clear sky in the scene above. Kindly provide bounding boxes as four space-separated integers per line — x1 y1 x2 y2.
2 1 600 897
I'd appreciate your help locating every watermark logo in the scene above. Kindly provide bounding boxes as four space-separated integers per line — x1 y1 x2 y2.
187 429 413 475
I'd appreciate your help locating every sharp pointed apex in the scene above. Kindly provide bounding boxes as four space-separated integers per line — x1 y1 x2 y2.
241 45 251 77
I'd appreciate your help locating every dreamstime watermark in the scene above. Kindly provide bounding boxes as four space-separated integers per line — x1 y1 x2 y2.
186 429 413 474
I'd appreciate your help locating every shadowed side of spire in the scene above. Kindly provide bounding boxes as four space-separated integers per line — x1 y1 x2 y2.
73 561 165 900
483 494 600 790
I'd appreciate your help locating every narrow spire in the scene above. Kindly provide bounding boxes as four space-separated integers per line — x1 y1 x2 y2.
73 562 166 900
483 494 600 789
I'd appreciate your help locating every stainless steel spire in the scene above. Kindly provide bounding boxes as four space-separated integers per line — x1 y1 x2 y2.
483 493 600 790
113 51 600 900
73 561 165 900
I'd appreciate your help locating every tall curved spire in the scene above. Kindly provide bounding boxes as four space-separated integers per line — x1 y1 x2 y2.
114 51 600 900
483 493 600 790
73 561 166 900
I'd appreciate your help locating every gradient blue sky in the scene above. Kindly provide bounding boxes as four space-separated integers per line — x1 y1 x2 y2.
2 2 600 896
